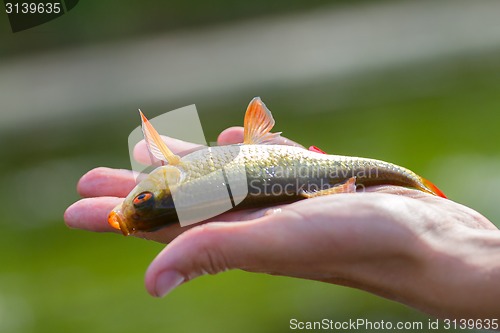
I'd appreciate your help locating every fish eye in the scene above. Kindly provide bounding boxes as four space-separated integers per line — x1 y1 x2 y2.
133 191 154 208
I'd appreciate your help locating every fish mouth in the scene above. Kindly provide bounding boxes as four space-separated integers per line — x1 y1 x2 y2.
108 210 131 236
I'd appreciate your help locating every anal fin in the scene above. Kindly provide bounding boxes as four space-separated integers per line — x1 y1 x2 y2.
300 177 356 198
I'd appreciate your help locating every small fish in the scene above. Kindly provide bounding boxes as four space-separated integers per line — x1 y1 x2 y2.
108 98 446 235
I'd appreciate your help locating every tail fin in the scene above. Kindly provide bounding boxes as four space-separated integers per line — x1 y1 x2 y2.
421 178 447 198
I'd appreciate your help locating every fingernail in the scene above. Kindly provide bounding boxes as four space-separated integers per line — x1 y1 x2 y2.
155 271 184 297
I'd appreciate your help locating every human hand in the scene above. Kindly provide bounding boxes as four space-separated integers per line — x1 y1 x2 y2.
65 127 500 320
143 185 500 319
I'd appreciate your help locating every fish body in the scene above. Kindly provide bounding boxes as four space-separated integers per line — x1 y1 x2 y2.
179 144 432 206
109 98 446 235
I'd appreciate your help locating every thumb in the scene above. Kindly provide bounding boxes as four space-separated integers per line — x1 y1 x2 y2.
144 213 288 297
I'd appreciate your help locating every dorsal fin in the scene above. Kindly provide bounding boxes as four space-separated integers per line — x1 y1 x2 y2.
139 110 180 166
243 97 281 145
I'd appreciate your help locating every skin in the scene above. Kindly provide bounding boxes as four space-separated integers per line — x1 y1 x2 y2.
64 126 500 320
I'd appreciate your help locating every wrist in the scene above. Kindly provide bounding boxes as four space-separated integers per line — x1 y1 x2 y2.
417 228 500 319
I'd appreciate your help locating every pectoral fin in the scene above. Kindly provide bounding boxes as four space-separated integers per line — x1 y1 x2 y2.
139 110 181 166
300 177 357 198
243 97 282 145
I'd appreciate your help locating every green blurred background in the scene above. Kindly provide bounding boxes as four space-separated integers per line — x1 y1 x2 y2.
1 0 500 332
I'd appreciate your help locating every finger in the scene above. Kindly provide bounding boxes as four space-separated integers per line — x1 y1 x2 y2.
144 213 298 297
77 167 139 198
217 126 304 148
134 136 205 165
64 197 123 233
65 197 202 242
217 127 244 145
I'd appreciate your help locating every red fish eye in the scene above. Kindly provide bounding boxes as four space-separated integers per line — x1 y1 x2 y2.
133 192 153 206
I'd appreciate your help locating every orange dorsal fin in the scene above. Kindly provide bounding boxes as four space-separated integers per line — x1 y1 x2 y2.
243 97 281 145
